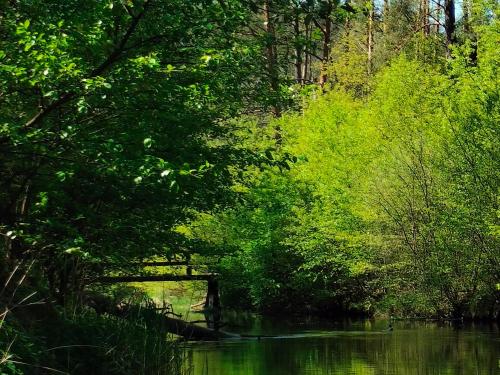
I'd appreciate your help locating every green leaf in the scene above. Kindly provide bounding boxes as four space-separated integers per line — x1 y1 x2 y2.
161 169 172 177
56 171 66 181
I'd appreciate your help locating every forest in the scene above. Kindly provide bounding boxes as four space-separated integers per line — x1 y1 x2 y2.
0 0 499 374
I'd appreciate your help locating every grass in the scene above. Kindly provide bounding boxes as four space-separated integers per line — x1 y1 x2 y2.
128 281 207 319
1 281 191 375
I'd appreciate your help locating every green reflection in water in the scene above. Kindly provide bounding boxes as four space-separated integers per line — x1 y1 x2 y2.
184 318 499 375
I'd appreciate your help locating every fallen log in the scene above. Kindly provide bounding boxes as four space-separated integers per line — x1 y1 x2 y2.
162 316 238 340
82 292 237 341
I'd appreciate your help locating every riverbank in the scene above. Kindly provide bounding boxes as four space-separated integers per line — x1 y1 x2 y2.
0 284 186 375
131 280 500 328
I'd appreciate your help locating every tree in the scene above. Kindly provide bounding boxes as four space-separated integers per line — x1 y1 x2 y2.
0 0 272 298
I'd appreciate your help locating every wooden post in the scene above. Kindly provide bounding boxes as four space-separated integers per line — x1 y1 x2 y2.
204 277 221 329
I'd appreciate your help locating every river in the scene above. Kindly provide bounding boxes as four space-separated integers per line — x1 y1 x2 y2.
184 313 499 375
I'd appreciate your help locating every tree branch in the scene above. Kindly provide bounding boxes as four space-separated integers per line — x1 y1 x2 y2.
22 0 153 130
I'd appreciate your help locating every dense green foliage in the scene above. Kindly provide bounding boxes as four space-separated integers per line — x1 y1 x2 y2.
0 1 276 373
190 2 499 318
0 0 266 278
0 0 499 373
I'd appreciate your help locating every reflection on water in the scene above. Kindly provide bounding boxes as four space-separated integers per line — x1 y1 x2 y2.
184 315 499 375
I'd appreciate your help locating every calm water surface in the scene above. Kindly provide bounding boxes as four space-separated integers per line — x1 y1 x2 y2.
184 314 499 375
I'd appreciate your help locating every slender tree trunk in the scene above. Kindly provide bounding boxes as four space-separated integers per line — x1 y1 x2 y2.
422 0 430 35
294 7 303 84
367 0 374 75
307 52 312 84
319 4 332 87
303 22 310 83
264 0 281 117
434 0 442 33
383 0 389 34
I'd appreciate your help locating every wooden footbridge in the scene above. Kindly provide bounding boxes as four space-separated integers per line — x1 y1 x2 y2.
97 259 221 324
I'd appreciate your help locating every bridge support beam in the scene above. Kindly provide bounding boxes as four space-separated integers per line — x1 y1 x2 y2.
204 278 221 329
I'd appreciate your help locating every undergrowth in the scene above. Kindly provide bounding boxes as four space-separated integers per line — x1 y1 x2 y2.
0 285 187 375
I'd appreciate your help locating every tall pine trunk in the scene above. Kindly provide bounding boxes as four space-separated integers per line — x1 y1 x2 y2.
383 0 389 34
303 22 311 83
294 6 303 84
434 0 442 33
422 0 430 35
444 0 456 56
319 3 333 87
367 0 374 75
264 0 281 117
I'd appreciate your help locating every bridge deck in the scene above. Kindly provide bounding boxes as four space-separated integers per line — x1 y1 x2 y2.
98 273 216 283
